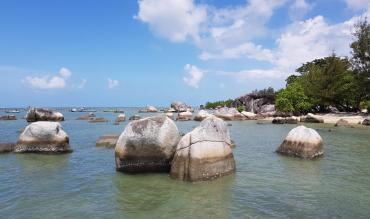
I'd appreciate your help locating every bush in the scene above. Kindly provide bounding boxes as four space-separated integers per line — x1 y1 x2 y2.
275 98 293 113
237 106 245 113
275 82 312 114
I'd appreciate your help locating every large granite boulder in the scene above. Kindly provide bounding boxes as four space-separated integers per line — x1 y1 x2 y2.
300 113 324 123
15 121 72 153
26 108 64 122
139 105 158 113
214 107 245 120
231 93 275 113
241 111 256 120
177 111 193 121
115 115 180 173
194 110 211 121
0 143 15 153
96 134 119 148
272 116 299 124
171 101 190 112
170 116 236 182
259 104 276 114
276 125 323 159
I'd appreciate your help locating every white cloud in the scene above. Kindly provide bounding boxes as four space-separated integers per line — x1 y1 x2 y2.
183 64 204 88
108 78 119 89
289 0 313 20
345 0 370 10
23 67 72 89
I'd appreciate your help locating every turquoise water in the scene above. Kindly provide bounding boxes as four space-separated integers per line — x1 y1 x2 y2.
1 108 370 218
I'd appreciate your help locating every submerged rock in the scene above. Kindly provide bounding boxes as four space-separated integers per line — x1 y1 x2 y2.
300 113 324 123
0 143 16 153
115 115 180 173
15 121 72 153
170 116 236 182
194 110 210 121
276 125 323 159
177 111 193 121
362 118 370 126
0 115 17 120
214 107 245 121
96 134 119 148
26 108 64 122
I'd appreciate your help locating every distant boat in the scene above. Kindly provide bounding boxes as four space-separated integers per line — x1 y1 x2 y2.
71 107 97 112
5 109 20 113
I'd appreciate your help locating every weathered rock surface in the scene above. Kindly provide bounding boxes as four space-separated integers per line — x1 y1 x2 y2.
96 134 119 148
170 116 236 182
115 114 126 123
231 93 275 113
15 122 72 153
214 107 245 120
259 104 275 114
276 125 323 159
0 115 17 120
362 118 370 126
177 111 193 121
129 115 141 121
0 143 15 153
26 108 64 122
171 101 191 112
115 115 180 173
300 113 324 123
241 111 256 120
194 110 211 121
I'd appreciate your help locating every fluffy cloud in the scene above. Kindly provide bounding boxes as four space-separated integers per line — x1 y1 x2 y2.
23 67 72 89
107 78 119 89
183 64 204 88
289 0 313 20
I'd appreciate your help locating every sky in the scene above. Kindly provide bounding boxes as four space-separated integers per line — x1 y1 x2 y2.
1 0 370 107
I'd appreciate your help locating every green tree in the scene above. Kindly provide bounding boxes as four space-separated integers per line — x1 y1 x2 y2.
351 18 370 104
275 82 312 114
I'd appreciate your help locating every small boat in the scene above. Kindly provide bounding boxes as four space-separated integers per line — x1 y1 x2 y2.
71 107 97 112
5 109 20 113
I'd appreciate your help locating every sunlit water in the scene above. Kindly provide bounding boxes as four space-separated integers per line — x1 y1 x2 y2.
1 108 370 218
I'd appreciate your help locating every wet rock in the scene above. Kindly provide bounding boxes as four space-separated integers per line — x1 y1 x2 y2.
115 115 180 173
0 143 15 153
26 108 64 122
273 117 299 124
0 115 17 120
362 118 370 126
96 134 119 148
300 113 324 123
15 121 72 153
335 119 353 127
276 125 323 159
194 110 211 121
170 116 236 182
89 117 109 123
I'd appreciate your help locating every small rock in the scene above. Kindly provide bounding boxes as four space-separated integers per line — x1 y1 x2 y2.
96 134 119 148
0 115 17 120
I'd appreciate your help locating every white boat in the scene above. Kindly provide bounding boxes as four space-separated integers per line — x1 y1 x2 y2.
5 109 20 113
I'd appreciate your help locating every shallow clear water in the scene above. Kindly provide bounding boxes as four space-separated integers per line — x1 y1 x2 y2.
1 108 370 218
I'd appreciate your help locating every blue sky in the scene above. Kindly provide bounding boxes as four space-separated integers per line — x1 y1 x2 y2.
0 0 369 107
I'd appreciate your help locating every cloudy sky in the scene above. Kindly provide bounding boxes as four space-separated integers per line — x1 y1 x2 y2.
1 0 369 107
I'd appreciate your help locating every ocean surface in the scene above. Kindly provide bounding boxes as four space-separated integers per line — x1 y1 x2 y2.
1 108 370 218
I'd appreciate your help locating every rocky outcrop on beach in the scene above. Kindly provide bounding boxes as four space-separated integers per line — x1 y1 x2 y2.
96 134 119 148
276 125 323 159
231 93 275 114
214 107 245 120
300 113 324 123
115 114 126 123
26 108 64 122
170 116 236 182
139 105 158 113
0 143 15 153
177 111 193 121
115 115 180 173
0 115 17 120
171 101 192 112
77 113 96 120
15 121 72 153
362 118 370 126
194 110 211 121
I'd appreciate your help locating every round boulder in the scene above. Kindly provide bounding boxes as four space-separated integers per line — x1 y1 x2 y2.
15 121 71 153
26 108 64 122
170 115 236 182
300 113 324 123
115 115 180 173
214 107 245 121
177 111 193 121
194 110 210 121
276 125 323 159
